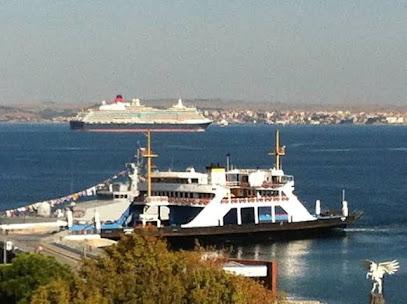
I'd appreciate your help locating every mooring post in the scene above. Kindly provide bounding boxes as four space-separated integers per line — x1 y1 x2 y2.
266 261 278 298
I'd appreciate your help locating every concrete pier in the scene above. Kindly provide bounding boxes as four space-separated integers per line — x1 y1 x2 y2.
0 230 111 268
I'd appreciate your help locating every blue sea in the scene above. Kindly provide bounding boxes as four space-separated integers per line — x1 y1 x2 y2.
0 123 406 303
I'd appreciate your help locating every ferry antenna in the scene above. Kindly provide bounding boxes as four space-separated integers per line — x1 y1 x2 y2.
143 130 158 197
268 129 286 170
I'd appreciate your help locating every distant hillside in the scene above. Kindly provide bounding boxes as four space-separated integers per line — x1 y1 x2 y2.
0 104 77 122
114 98 407 112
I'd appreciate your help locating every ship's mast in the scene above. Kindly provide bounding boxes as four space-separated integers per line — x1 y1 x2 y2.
143 130 157 197
271 129 285 170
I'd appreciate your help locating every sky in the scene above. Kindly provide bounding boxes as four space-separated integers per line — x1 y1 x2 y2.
0 1 406 106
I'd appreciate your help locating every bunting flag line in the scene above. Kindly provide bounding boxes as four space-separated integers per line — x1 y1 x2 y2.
1 170 127 217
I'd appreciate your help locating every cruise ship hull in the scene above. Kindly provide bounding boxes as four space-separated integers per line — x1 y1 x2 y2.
70 120 211 132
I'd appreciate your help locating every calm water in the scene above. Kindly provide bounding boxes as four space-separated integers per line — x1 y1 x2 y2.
0 123 406 303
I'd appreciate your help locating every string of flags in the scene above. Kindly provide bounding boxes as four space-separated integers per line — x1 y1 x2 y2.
2 170 127 217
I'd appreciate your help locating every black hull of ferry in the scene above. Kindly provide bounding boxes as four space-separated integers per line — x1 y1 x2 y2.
101 212 362 245
69 120 211 132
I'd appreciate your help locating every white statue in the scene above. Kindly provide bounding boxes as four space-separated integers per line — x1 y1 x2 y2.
363 260 399 294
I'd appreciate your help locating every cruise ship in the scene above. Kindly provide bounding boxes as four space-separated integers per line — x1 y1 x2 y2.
100 130 361 241
70 95 212 132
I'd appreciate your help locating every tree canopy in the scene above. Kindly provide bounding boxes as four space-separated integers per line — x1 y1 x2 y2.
3 233 283 304
0 253 72 304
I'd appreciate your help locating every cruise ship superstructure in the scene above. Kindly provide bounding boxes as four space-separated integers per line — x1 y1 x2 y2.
70 95 212 132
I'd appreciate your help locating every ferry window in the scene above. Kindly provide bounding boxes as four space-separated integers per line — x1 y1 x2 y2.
275 206 288 222
223 208 238 225
259 207 272 222
168 206 204 225
241 207 255 224
226 174 238 182
192 178 198 183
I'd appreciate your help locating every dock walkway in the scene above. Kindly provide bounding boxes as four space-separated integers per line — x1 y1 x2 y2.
0 231 101 267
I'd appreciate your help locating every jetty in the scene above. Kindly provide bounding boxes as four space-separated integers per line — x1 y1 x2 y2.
0 227 113 267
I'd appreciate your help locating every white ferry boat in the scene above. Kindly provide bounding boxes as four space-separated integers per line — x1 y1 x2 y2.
101 130 361 241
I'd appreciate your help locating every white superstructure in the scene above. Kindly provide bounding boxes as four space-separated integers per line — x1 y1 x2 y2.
125 130 349 230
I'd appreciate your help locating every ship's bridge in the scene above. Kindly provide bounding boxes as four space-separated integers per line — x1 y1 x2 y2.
226 168 294 188
150 168 208 185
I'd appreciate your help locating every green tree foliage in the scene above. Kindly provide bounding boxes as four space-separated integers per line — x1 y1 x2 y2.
12 234 281 304
0 253 72 304
30 278 70 304
29 232 282 303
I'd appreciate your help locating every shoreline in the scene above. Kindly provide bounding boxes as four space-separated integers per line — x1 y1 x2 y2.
0 121 406 127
